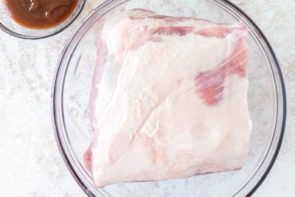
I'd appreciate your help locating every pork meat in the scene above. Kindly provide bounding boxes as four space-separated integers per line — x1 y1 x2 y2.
85 9 252 187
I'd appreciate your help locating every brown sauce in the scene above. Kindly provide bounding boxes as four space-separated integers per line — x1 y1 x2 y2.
5 0 78 29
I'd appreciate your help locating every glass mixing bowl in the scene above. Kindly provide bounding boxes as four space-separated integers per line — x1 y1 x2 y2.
0 0 86 39
52 0 287 196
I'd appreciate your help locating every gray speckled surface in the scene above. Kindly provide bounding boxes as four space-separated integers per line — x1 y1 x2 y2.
0 0 294 196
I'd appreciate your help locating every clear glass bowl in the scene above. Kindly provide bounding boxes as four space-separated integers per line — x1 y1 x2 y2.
0 0 86 39
52 0 287 196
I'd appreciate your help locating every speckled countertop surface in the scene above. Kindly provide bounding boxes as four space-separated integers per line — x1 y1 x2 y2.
0 0 294 196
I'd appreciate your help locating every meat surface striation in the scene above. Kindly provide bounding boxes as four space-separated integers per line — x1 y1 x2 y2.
86 9 252 187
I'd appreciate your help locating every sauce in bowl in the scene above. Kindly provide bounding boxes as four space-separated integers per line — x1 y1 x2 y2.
5 0 78 29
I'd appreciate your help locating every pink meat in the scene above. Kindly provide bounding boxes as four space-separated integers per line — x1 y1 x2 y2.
195 31 248 105
86 9 252 187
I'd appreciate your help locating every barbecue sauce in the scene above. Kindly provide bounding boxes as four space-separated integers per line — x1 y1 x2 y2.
5 0 78 29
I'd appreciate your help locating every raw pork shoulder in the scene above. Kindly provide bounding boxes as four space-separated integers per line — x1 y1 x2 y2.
85 9 252 187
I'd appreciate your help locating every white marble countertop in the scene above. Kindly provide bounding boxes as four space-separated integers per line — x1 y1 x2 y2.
0 0 294 196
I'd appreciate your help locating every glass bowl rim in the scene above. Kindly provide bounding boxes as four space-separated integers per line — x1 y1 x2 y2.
0 0 86 40
51 0 287 196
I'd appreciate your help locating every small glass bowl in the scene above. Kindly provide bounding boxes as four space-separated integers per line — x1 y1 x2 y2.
52 0 287 196
0 0 86 39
